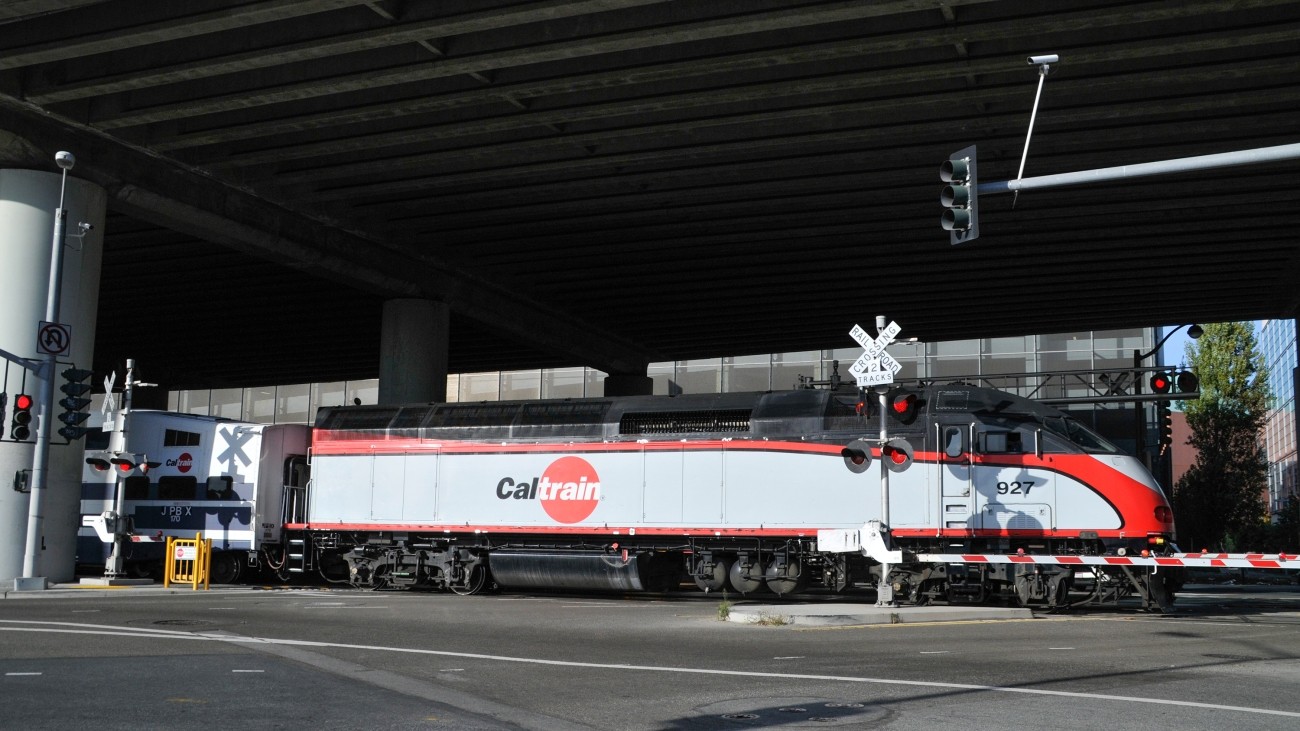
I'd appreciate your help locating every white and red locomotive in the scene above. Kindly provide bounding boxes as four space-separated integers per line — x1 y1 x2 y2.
294 383 1183 607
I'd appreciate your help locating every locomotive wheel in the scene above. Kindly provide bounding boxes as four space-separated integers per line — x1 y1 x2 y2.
450 564 489 596
729 556 767 595
208 552 242 584
693 556 733 593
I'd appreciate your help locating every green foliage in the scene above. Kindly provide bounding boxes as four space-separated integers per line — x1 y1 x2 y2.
1172 322 1270 550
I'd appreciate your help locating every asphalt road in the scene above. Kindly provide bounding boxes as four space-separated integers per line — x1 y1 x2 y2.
2 584 1299 730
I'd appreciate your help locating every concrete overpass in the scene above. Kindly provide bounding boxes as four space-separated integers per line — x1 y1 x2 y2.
1 0 1297 390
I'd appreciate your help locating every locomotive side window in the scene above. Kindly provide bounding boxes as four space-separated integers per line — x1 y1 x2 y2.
943 427 964 458
977 431 1023 454
123 475 150 500
1042 416 1122 454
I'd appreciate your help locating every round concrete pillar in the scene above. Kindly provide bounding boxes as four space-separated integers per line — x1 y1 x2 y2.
378 299 449 405
0 168 107 584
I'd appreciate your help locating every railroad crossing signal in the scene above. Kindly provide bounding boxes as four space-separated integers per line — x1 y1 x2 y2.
941 145 979 245
848 321 903 388
58 367 94 441
887 388 920 425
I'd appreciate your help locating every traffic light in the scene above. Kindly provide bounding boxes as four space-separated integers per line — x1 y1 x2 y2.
1176 369 1199 393
940 144 978 245
10 393 34 441
0 392 6 439
841 438 873 474
887 388 920 425
1149 371 1172 394
58 367 93 441
881 437 915 472
1156 402 1173 448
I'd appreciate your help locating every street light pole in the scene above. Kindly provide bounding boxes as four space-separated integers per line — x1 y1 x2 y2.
20 151 76 586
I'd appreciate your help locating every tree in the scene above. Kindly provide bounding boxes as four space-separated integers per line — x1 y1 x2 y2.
1171 322 1269 551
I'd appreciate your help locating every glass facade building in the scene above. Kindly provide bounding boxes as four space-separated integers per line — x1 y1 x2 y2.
166 328 1156 451
1259 318 1298 518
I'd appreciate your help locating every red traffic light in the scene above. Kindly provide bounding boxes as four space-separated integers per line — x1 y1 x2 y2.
15 393 33 411
11 393 34 441
1149 372 1172 394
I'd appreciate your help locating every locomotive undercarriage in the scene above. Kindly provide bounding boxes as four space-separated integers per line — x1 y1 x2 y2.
291 532 1179 612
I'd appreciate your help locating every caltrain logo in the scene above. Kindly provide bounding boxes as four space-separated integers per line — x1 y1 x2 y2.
495 456 601 524
165 452 193 473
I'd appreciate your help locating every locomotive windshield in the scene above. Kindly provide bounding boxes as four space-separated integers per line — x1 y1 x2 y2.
1042 415 1122 455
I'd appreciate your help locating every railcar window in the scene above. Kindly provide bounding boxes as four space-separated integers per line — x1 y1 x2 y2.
164 429 200 447
206 475 235 500
1042 416 1121 454
123 475 150 500
158 475 198 500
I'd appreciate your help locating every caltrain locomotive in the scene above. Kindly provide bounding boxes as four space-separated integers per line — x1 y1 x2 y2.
82 383 1181 608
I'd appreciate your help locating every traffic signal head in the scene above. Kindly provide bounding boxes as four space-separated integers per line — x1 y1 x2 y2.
11 393 34 441
887 388 920 425
58 367 94 441
1150 371 1172 394
1157 402 1173 447
1176 370 1198 393
940 144 979 245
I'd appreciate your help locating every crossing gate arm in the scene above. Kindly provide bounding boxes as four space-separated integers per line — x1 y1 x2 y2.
910 552 1297 570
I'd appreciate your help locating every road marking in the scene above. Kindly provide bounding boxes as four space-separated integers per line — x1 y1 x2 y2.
920 651 951 654
6 672 42 676
3 619 1299 720
232 669 264 673
1048 647 1075 650
773 656 804 660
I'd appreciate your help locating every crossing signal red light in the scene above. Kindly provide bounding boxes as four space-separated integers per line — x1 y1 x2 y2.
1176 370 1198 393
881 437 915 472
1149 371 1172 394
841 438 873 473
887 389 920 425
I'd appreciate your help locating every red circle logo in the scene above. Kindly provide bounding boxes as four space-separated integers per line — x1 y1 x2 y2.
177 452 193 473
538 456 601 524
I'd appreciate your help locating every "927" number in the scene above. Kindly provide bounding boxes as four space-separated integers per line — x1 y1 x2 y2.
996 480 1036 495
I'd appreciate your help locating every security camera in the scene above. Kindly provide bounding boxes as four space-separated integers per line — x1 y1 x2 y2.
79 222 94 231
54 151 75 170
1027 54 1059 66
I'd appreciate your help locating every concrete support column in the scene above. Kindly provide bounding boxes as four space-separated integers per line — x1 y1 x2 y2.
0 167 106 585
378 299 449 405
604 372 653 397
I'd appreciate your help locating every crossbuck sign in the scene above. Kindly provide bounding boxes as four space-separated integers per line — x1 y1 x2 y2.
848 320 902 387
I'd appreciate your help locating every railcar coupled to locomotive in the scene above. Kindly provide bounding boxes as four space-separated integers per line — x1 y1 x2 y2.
81 383 1184 608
